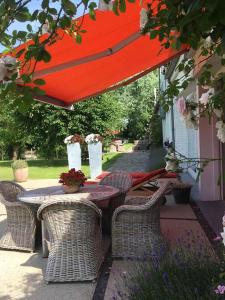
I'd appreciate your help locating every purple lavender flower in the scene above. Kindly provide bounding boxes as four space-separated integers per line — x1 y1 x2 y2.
214 284 225 295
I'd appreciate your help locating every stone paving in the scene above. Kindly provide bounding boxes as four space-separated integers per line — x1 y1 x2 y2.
0 195 216 300
108 147 165 173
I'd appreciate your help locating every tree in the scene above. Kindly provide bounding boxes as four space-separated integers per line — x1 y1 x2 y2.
27 91 127 158
0 92 32 159
0 88 127 159
118 71 159 140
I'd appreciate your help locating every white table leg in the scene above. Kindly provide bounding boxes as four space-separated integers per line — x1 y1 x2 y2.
41 220 49 258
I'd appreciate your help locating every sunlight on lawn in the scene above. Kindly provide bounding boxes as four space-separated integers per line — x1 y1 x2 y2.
0 153 123 180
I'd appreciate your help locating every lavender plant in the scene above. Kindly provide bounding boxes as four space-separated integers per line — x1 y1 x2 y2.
113 231 223 300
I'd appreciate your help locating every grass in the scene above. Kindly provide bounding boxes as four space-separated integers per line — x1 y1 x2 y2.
0 152 124 180
123 143 134 151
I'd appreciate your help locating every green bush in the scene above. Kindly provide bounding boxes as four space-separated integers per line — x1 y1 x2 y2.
11 159 28 170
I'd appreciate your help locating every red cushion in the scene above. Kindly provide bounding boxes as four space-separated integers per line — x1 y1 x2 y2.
84 181 98 185
95 168 177 186
96 172 110 180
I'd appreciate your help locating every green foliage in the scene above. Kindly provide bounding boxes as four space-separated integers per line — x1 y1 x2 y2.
11 159 28 169
149 114 163 146
119 71 159 140
144 0 225 51
144 1 225 118
0 90 127 159
0 92 31 159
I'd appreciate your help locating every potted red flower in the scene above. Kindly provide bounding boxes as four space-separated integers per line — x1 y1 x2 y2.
59 168 87 193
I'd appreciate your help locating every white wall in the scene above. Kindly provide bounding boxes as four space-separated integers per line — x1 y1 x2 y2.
162 109 173 143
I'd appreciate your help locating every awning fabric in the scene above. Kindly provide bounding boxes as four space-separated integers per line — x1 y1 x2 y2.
19 1 187 108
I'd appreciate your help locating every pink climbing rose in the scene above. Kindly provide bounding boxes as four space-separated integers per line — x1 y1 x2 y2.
177 97 187 115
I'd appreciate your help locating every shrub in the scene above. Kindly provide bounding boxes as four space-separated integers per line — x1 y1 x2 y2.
11 159 28 170
114 234 222 300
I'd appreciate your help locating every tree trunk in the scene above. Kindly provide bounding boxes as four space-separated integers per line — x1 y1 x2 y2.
12 145 19 160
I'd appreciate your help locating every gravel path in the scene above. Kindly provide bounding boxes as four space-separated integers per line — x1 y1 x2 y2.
107 147 166 173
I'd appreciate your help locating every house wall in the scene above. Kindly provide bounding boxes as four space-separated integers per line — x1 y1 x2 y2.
197 86 221 201
160 59 222 201
162 109 173 143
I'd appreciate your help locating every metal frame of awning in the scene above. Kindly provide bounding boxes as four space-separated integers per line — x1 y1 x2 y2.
32 32 142 79
33 48 188 108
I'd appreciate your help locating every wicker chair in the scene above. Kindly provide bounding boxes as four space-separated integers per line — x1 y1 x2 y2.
0 181 36 252
99 171 133 211
37 199 103 282
112 182 171 258
99 171 133 234
99 171 133 192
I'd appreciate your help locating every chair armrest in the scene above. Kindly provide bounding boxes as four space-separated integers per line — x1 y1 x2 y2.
112 202 147 224
125 196 149 205
113 182 172 223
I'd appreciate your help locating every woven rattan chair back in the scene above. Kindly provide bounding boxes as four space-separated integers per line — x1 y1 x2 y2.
0 181 36 252
112 182 171 258
99 171 133 193
99 172 133 233
37 199 103 282
0 181 25 204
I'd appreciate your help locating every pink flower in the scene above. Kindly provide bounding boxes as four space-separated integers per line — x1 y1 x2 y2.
223 214 225 227
199 88 214 105
177 97 187 115
199 92 209 105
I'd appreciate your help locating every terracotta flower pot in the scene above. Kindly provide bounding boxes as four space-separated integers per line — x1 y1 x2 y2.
13 167 28 182
63 184 80 194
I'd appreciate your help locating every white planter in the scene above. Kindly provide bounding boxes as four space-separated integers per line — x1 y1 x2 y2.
88 142 102 179
67 143 81 170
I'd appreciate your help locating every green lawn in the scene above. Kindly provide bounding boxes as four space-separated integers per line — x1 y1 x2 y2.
123 143 134 151
0 153 123 180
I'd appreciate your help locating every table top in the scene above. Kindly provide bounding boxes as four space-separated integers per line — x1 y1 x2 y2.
17 184 119 207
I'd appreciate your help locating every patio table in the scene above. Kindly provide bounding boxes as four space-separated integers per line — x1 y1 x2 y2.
17 184 119 257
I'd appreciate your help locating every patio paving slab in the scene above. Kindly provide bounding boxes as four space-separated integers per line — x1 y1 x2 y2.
0 249 96 300
0 240 97 300
160 195 197 220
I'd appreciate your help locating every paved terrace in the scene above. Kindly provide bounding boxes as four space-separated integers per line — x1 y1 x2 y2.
0 149 220 300
0 195 215 300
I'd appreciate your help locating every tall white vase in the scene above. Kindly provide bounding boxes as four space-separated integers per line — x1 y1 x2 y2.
88 142 102 179
67 143 81 170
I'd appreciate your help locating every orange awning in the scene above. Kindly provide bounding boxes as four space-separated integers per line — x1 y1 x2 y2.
19 2 187 108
